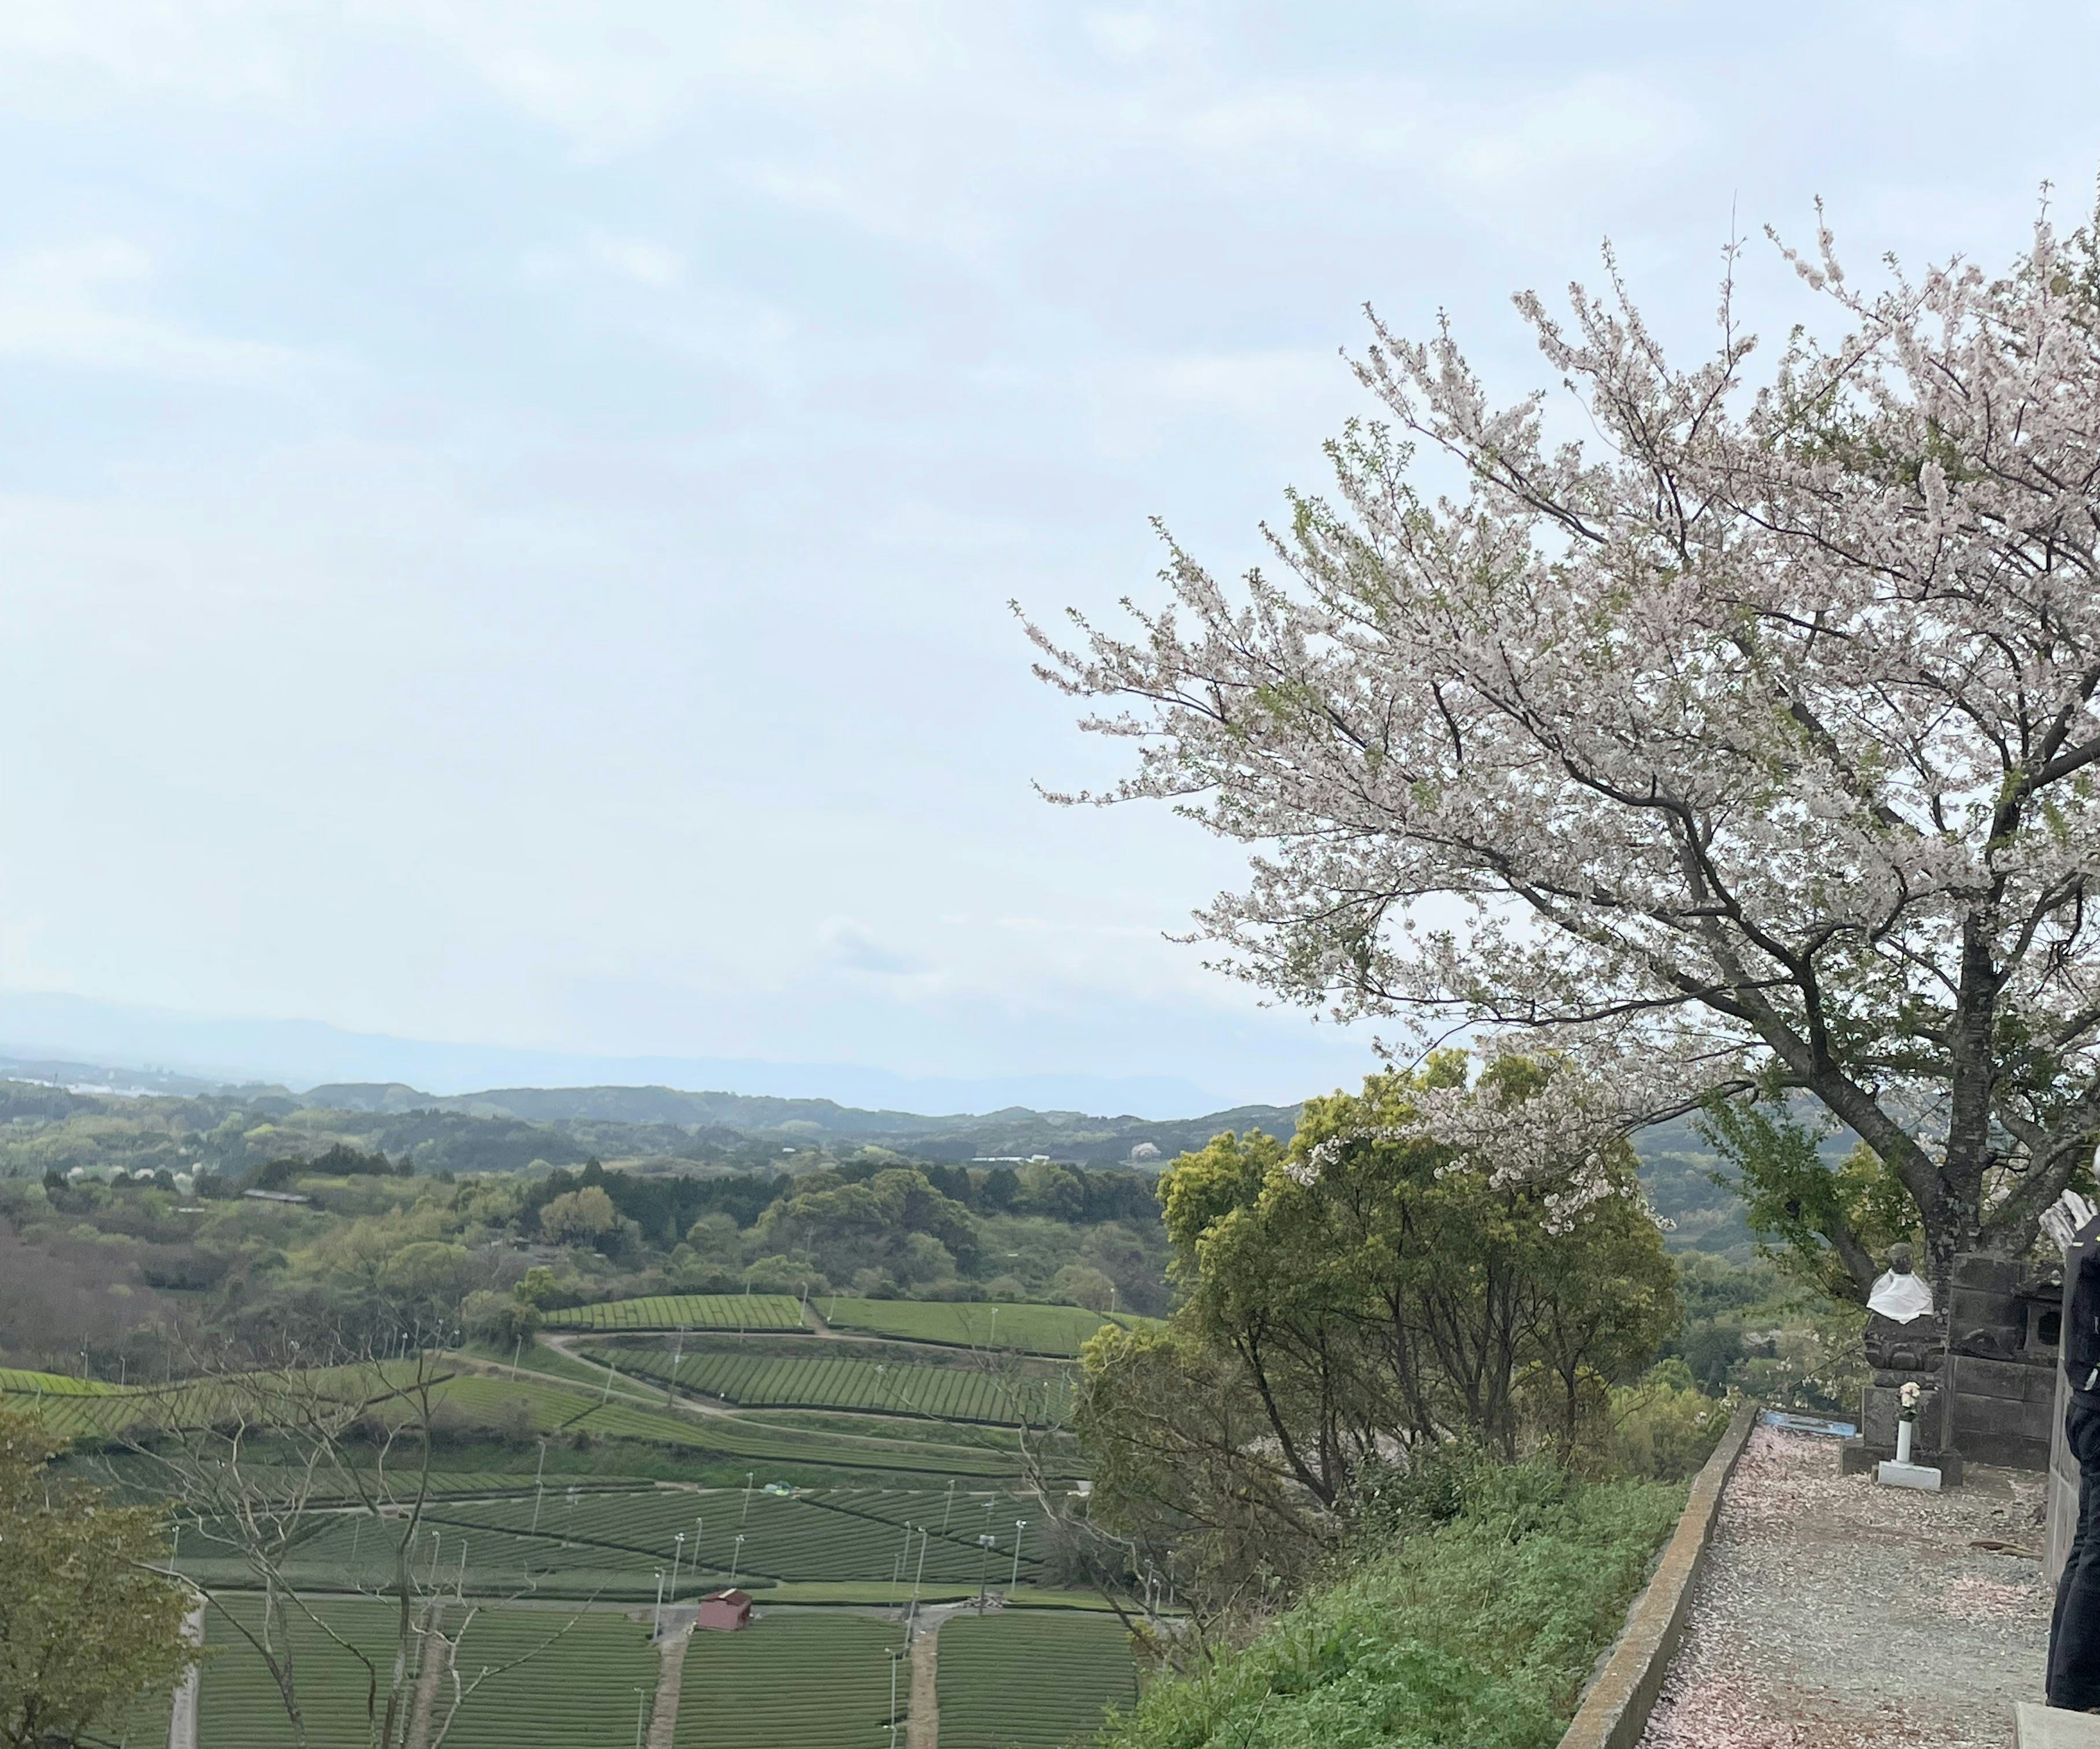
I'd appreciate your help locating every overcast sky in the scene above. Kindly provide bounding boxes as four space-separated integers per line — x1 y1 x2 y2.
4 2 2098 1111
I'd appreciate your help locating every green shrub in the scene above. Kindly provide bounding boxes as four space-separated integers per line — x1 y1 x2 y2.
1097 1463 1683 1749
1603 1364 1732 1481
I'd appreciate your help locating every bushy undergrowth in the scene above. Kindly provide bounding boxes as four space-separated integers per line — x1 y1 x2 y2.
1603 1361 1734 1481
1099 1461 1685 1749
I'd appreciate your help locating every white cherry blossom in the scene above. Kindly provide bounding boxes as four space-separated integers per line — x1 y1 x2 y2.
1028 205 2100 1282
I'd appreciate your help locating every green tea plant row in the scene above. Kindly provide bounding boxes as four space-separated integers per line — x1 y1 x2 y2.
407 1602 660 1749
411 1369 1022 1479
0 1367 118 1396
820 1486 1048 1542
194 1596 402 1749
816 1298 1145 1357
562 1394 1022 1478
20 1357 1034 1482
604 1346 1072 1426
674 1613 899 1749
224 1509 668 1598
545 1293 808 1332
935 1611 1139 1749
184 1595 657 1749
422 1487 1046 1587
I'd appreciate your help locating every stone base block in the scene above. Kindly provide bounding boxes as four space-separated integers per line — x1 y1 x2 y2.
2016 1699 2100 1745
1840 1437 1965 1484
1878 1459 1942 1491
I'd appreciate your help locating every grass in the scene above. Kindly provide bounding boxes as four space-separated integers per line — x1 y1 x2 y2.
1094 1461 1688 1749
936 1611 1139 1749
545 1294 808 1333
606 1345 1072 1425
816 1299 1146 1357
673 1612 900 1749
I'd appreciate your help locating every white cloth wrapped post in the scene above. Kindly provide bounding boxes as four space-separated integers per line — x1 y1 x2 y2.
1868 1268 1934 1323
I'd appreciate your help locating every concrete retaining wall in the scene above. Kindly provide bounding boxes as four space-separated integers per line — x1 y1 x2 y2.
1553 1402 1758 1749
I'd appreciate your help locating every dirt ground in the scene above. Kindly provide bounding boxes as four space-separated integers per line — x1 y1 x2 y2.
1638 1426 2052 1749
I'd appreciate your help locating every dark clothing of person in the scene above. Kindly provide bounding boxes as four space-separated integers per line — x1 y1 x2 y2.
2049 1395 2100 1710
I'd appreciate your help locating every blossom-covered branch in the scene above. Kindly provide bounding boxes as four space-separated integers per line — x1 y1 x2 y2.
1026 200 2100 1283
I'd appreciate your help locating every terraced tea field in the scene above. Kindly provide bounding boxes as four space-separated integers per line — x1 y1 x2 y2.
935 1611 1139 1749
417 1486 1046 1589
0 1366 118 1395
546 1293 808 1333
194 1596 402 1749
410 1604 658 1749
605 1346 1072 1425
816 1299 1140 1357
674 1612 899 1749
185 1596 656 1749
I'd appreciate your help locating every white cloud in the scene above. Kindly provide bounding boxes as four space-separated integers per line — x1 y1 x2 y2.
0 238 311 383
1084 347 1344 458
586 231 686 289
1084 10 1171 62
818 917 930 978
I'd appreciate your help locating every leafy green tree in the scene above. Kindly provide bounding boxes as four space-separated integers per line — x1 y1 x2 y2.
1082 1057 1678 1604
0 1409 194 1749
1699 1094 1924 1302
1051 1263 1118 1311
461 1287 542 1348
539 1185 618 1244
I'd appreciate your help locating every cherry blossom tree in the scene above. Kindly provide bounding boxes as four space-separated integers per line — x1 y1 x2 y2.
1028 203 2100 1297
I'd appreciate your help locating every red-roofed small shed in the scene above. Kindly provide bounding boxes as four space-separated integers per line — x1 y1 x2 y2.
696 1589 752 1632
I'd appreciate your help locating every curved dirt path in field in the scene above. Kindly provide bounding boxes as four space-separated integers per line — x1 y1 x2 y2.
1638 1426 2050 1748
904 1601 973 1749
167 1597 206 1749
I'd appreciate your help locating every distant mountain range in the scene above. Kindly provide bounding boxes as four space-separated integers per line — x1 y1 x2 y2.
0 1051 1300 1165
0 990 1264 1118
0 1047 1750 1250
298 1080 1304 1164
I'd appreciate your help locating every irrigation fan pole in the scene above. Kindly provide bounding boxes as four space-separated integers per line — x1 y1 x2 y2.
532 1439 548 1532
941 1478 956 1534
1010 1521 1026 1593
906 1526 928 1642
652 1569 665 1639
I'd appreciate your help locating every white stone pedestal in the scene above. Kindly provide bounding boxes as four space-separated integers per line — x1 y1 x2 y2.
2017 1699 2100 1745
1877 1459 1943 1491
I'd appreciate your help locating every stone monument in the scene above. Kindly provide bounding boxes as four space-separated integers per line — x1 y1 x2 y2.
1842 1243 2064 1481
1845 1243 1956 1480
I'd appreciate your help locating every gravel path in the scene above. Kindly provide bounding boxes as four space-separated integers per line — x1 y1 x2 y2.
1638 1426 2051 1749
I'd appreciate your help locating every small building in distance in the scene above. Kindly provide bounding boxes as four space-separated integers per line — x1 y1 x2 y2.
1128 1142 1162 1164
696 1589 752 1633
